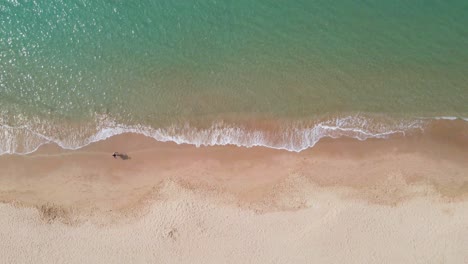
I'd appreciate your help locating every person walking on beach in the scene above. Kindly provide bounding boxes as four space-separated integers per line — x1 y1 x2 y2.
112 152 129 160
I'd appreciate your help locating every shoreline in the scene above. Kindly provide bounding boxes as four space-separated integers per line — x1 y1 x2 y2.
1 131 467 263
1 130 467 213
1 114 467 155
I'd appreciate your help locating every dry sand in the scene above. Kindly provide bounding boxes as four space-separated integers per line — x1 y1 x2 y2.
0 132 467 263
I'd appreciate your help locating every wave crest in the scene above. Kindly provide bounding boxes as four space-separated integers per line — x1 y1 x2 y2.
0 114 431 155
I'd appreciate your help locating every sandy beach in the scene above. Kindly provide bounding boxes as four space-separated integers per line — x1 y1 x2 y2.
0 127 467 263
2 1 467 262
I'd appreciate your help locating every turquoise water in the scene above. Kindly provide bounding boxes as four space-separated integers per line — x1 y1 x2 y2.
1 1 467 153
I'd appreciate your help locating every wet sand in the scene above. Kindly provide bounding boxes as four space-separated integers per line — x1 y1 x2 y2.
0 130 467 263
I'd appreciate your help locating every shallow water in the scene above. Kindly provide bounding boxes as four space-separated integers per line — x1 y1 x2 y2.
1 1 467 154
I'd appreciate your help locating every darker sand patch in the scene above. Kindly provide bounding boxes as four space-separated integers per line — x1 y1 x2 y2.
37 203 74 224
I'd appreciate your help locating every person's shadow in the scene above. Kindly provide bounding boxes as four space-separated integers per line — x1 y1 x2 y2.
119 153 131 160
113 152 131 160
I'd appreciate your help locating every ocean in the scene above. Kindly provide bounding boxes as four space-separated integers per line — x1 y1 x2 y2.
1 0 467 154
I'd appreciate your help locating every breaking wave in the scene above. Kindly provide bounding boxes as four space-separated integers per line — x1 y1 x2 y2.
0 113 465 155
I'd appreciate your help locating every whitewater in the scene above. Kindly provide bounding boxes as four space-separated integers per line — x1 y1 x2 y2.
3 113 465 155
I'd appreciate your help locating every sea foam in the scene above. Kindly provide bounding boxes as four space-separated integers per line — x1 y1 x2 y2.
0 114 434 155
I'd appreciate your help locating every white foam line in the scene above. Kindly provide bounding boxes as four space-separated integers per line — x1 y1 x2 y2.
317 124 406 137
37 122 415 153
420 116 468 121
0 114 457 155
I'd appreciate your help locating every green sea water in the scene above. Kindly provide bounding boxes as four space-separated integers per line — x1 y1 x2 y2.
1 0 467 153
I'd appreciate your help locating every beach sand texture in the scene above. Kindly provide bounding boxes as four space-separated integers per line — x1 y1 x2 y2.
0 132 467 263
2 1 468 263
